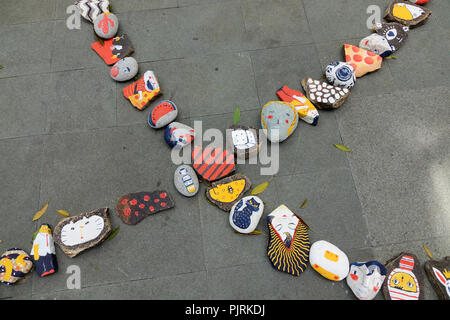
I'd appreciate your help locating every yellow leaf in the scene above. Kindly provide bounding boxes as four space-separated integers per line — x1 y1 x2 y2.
334 144 351 152
300 199 308 209
250 179 272 195
32 200 49 221
423 244 433 259
56 210 70 217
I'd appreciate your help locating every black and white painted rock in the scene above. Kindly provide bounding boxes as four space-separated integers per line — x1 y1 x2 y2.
206 174 251 212
359 33 394 58
384 1 432 28
116 191 174 225
110 57 138 82
0 248 33 285
226 125 260 159
30 224 58 277
164 122 195 149
229 196 264 234
148 101 178 129
374 22 409 54
260 101 298 143
93 12 119 39
75 0 110 23
325 61 356 89
301 78 350 109
53 208 112 258
174 165 199 197
424 256 450 300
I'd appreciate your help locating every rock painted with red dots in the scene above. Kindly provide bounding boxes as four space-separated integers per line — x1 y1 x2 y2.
344 44 382 78
116 191 174 225
148 101 178 129
309 240 349 281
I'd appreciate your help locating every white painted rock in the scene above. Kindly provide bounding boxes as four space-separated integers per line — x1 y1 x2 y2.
325 61 356 89
229 196 264 234
110 57 138 82
164 122 195 149
309 240 349 281
346 261 387 300
174 165 199 197
359 34 393 58
93 13 119 39
261 101 298 143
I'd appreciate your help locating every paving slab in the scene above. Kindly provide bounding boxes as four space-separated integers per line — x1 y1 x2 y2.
0 0 55 26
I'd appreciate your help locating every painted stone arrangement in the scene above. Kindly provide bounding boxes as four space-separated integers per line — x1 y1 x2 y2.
192 145 235 182
261 101 298 143
267 205 310 276
110 57 139 82
174 165 199 197
91 34 134 65
382 252 424 300
384 1 432 28
229 196 264 234
206 174 251 212
148 100 178 129
226 125 260 159
165 122 195 149
301 78 350 109
75 0 110 23
309 240 349 281
54 208 112 258
0 249 33 285
424 256 450 300
346 261 386 300
116 191 174 225
276 86 319 126
123 71 161 110
31 224 58 277
325 61 356 89
94 13 119 39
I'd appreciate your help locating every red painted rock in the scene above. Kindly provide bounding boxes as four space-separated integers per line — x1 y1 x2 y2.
191 145 236 182
123 71 161 110
91 34 134 65
148 100 178 129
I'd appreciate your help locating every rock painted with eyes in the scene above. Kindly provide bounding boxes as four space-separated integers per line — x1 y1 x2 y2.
123 70 161 110
110 57 138 82
384 1 431 28
0 248 33 285
346 261 386 300
359 34 393 58
206 174 251 212
261 101 298 143
424 256 450 300
174 165 199 197
374 22 409 54
276 86 319 126
30 224 58 277
325 61 356 89
93 12 119 39
301 78 350 110
229 196 264 234
382 252 424 300
54 208 112 258
309 240 349 281
226 125 260 159
267 205 310 276
148 101 178 129
164 122 195 149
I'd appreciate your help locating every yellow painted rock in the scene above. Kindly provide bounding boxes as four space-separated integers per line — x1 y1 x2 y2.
206 174 251 211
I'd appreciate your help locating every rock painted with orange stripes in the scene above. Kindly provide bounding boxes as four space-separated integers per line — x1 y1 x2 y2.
344 44 382 78
191 145 236 182
123 71 161 110
206 174 251 211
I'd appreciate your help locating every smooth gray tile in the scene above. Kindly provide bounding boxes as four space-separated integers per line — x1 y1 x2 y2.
0 0 55 26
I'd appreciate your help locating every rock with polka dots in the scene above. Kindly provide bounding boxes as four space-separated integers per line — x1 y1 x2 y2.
116 191 174 225
344 44 383 78
301 78 350 110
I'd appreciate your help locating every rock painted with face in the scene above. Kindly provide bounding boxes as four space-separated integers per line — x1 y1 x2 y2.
94 12 119 39
110 57 138 82
0 249 33 285
261 101 298 143
276 86 319 126
382 252 424 300
174 165 199 197
91 34 134 65
30 224 58 277
148 101 178 129
54 208 112 258
191 145 236 182
424 257 450 300
374 22 409 54
384 1 432 28
346 261 386 300
206 174 251 212
267 205 310 276
301 78 350 110
359 34 393 58
226 125 260 159
164 122 195 149
123 70 161 110
309 240 349 281
325 61 357 89
344 44 383 78
229 196 264 234
75 0 110 23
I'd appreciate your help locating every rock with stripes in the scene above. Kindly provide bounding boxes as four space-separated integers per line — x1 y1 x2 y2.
75 0 110 23
206 173 251 212
267 205 310 276
191 145 235 182
383 252 424 300
309 240 349 281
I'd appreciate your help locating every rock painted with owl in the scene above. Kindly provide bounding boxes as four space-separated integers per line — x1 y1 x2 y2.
206 174 251 212
53 208 112 258
424 256 450 300
229 196 264 234
267 205 310 276
374 22 409 54
261 101 298 143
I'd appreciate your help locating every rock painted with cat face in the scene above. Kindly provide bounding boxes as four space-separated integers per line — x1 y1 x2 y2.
54 208 112 258
346 261 386 300
229 196 264 234
374 22 409 53
261 101 298 143
110 57 138 82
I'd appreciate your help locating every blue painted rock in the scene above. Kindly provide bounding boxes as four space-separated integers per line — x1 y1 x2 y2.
229 196 264 234
75 0 110 23
0 249 33 285
164 122 195 149
30 224 58 277
148 100 178 129
309 240 349 281
93 13 119 39
359 34 393 58
346 261 386 300
174 165 199 197
110 57 138 82
261 101 298 143
325 61 357 89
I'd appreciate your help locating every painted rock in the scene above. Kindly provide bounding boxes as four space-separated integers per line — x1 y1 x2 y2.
409 0 430 4
75 0 110 23
174 165 199 197
116 191 174 225
301 78 350 110
424 256 450 300
229 196 264 234
110 57 138 82
123 70 161 110
383 252 424 300
53 208 112 258
346 261 387 300
30 224 58 277
267 205 310 276
165 122 195 148
344 44 383 78
309 240 349 281
374 22 409 54
261 101 298 143
148 101 178 129
384 1 432 28
191 145 235 182
91 34 134 65
0 249 33 285
276 85 319 126
93 13 119 39
206 174 251 212
226 125 260 159
325 61 357 89
359 34 393 58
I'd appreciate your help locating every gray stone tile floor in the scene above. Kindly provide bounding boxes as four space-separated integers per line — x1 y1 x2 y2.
0 0 448 300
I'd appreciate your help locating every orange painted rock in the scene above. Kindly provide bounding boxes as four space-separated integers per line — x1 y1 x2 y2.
344 44 382 78
123 71 161 110
91 34 134 65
